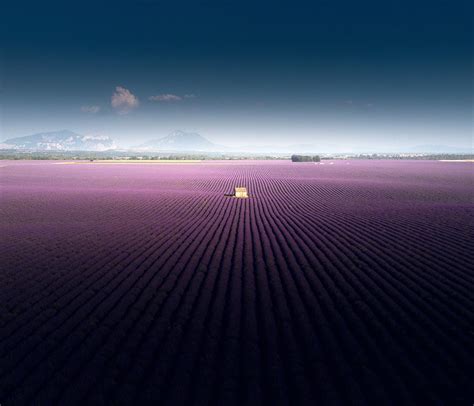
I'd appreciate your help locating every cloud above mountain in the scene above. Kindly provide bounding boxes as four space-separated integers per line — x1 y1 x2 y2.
111 86 139 114
149 94 182 102
81 105 101 113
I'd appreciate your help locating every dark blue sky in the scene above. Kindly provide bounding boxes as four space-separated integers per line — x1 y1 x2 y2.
1 0 472 149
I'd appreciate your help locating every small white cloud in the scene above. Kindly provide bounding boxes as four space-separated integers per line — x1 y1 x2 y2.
111 86 139 114
81 105 101 114
149 94 182 102
183 94 196 98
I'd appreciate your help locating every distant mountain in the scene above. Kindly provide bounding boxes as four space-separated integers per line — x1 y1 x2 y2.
136 130 220 152
0 130 117 151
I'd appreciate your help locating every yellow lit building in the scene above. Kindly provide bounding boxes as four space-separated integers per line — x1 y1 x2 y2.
234 187 249 198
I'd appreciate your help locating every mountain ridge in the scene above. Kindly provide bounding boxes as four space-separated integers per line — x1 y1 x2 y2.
1 130 117 151
1 130 471 154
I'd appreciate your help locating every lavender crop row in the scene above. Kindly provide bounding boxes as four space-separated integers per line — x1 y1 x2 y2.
0 160 473 405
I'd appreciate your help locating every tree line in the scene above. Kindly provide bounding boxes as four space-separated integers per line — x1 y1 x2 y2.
291 155 321 162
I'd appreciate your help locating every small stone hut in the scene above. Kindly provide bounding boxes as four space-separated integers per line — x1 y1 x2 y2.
234 187 249 198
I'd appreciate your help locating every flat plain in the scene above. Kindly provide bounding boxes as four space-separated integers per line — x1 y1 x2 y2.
0 160 473 405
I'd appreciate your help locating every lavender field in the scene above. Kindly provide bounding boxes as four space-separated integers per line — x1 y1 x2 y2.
0 160 473 405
